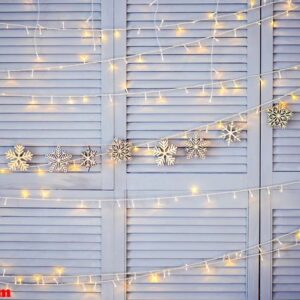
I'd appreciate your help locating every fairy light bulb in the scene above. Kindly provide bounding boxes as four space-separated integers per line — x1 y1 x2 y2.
150 273 159 283
295 230 300 241
191 186 199 195
16 276 23 285
114 30 121 39
21 189 30 199
55 267 64 277
82 96 89 103
176 25 185 36
41 189 50 199
250 0 255 8
36 168 45 176
80 55 89 64
236 12 243 20
33 274 42 284
137 54 143 63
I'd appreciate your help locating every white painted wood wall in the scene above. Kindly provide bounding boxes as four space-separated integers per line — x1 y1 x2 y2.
0 0 299 299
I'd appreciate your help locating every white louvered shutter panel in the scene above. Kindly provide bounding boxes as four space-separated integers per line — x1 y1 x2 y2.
260 190 300 300
272 194 300 300
0 1 104 299
125 0 260 192
0 0 102 190
261 3 300 299
124 1 260 299
272 1 300 174
0 198 102 299
127 192 250 300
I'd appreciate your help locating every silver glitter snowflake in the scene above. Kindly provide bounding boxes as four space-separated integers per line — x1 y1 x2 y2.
46 146 72 173
6 145 33 171
266 103 293 129
220 122 242 146
185 132 209 159
80 146 97 171
108 139 133 162
153 139 177 166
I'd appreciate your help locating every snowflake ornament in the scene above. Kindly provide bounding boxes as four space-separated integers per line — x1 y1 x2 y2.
185 132 209 159
220 122 242 146
153 139 177 166
46 146 72 173
108 139 133 162
6 145 33 171
80 146 97 171
266 103 293 129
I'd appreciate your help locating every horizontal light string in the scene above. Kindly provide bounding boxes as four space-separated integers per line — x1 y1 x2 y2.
1 179 300 207
0 7 296 75
1 84 298 173
0 0 284 34
0 228 299 286
1 62 298 102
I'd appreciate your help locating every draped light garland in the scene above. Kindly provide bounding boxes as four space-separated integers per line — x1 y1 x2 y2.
0 0 299 294
0 228 299 290
0 5 297 80
0 0 286 34
1 179 300 208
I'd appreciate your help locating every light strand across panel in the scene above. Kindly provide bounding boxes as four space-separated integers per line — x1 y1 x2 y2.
1 62 298 104
0 0 287 34
0 228 299 287
0 6 297 76
1 179 300 207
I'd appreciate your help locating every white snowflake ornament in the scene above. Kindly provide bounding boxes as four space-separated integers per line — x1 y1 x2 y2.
80 146 97 171
46 146 72 173
266 102 293 129
153 139 177 166
220 122 242 146
108 139 133 162
185 132 209 159
6 145 33 171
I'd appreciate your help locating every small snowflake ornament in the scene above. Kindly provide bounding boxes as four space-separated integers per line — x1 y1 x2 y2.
154 139 177 166
46 146 72 173
266 102 293 129
6 145 33 171
185 132 209 159
80 146 97 171
220 122 242 146
108 139 133 162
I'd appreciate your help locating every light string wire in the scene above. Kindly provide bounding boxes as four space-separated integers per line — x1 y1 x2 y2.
33 0 41 60
153 0 164 62
3 84 298 172
209 0 220 103
1 6 297 75
0 228 299 286
0 0 288 33
1 61 299 101
1 178 300 205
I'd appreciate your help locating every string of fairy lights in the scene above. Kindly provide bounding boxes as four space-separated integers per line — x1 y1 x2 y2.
0 0 291 34
0 228 299 289
0 0 299 294
1 5 297 77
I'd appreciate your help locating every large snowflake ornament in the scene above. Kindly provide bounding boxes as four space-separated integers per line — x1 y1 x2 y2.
266 103 293 129
108 139 133 162
80 146 97 171
153 139 177 166
6 145 33 171
46 146 72 173
220 122 242 146
185 132 209 159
